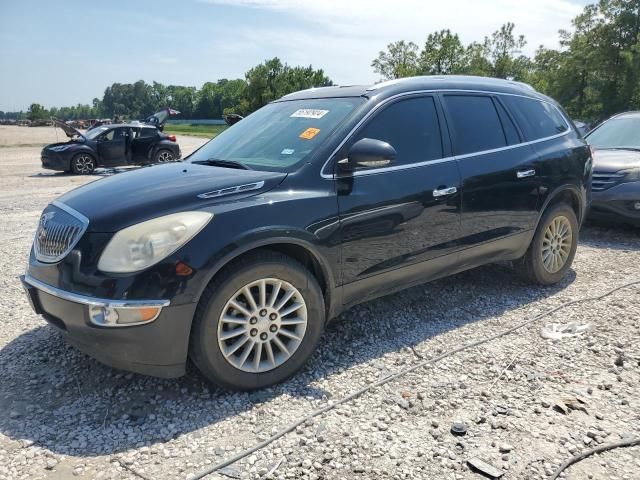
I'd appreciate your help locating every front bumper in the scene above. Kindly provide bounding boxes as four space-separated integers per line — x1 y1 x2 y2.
590 181 640 226
21 274 197 377
41 150 69 171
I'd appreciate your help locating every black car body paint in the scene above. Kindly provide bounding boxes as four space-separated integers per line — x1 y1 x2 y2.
22 76 591 378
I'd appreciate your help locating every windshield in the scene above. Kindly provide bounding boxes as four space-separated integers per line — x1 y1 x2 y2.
587 116 640 149
188 98 364 172
85 126 110 140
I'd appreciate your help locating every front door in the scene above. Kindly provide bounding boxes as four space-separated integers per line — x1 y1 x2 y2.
335 95 463 306
97 127 129 166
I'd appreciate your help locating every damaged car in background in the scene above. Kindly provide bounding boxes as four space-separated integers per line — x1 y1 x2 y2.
586 111 640 226
42 108 181 175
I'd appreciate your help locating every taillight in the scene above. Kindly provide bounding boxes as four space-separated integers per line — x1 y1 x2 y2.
168 135 176 142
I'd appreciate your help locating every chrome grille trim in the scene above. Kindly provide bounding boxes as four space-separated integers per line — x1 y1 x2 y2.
197 181 265 199
592 171 627 191
33 201 89 263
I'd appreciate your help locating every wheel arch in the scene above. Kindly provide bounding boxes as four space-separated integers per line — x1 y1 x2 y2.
535 184 584 230
194 237 337 320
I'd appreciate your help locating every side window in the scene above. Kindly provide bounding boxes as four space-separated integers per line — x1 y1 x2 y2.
352 96 443 166
102 129 115 141
502 96 568 141
113 128 128 139
494 99 520 145
140 128 156 138
443 95 507 155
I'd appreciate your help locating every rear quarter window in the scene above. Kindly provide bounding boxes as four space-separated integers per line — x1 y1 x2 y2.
502 96 568 141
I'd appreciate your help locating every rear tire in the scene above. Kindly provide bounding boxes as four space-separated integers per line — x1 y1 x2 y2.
70 153 95 175
154 149 174 163
190 250 325 390
516 203 579 285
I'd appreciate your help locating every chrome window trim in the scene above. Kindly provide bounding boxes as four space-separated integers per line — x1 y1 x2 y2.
320 89 571 179
22 274 170 309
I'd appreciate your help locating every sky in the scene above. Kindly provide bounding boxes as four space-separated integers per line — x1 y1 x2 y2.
0 0 593 111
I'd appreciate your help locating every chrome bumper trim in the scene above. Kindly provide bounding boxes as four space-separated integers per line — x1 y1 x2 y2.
22 274 170 309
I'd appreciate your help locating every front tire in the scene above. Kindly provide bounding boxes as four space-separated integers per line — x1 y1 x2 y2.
70 153 95 175
190 251 325 390
516 203 579 285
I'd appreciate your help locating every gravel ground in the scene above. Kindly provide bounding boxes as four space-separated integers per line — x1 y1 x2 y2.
0 125 638 480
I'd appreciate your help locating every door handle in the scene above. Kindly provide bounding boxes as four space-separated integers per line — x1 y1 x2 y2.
517 169 536 179
433 186 457 197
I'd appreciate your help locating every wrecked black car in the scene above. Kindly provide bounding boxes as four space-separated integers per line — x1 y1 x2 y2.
42 118 181 175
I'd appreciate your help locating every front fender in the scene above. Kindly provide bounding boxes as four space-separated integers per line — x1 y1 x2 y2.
193 228 336 301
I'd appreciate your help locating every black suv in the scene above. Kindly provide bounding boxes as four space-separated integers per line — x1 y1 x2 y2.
22 76 591 390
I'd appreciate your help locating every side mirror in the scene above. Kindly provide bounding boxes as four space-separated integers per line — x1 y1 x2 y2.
338 138 396 171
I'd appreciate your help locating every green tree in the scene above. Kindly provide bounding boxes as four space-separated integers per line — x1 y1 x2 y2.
27 103 48 121
244 57 331 111
371 41 420 80
484 22 530 79
419 30 467 74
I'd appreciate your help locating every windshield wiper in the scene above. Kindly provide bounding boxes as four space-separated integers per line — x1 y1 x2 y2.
192 158 251 170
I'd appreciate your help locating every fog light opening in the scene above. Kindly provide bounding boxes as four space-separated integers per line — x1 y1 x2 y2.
89 306 162 326
633 201 640 211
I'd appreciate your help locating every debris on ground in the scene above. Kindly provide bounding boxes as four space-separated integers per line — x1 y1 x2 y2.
540 322 590 340
467 456 504 478
553 396 589 415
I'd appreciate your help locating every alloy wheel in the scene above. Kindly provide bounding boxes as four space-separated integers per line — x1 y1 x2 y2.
157 150 173 163
74 154 94 174
541 215 573 273
217 278 308 373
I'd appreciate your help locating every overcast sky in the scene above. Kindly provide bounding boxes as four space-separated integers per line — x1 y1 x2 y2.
0 0 591 111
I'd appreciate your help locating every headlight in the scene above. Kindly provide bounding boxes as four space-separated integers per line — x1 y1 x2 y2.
49 145 70 152
98 211 213 273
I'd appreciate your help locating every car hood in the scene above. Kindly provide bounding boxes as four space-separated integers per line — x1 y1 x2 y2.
44 139 83 149
57 162 287 232
592 148 640 173
53 119 85 139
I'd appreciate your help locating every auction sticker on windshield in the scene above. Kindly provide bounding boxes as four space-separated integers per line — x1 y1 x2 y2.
291 109 329 119
299 128 320 140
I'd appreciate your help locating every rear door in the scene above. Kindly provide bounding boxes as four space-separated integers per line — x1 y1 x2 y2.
131 127 157 163
440 93 541 250
97 127 129 166
335 94 463 305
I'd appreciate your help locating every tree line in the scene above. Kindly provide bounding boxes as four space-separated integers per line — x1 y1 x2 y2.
3 0 638 125
2 57 331 122
371 0 640 122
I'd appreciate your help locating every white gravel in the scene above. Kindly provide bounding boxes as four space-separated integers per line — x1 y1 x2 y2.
0 125 639 480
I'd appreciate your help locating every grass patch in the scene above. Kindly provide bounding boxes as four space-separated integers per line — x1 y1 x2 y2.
164 124 227 138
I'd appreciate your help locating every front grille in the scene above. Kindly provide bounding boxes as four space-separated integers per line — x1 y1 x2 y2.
592 171 628 191
33 202 88 263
